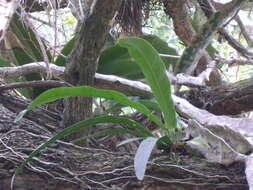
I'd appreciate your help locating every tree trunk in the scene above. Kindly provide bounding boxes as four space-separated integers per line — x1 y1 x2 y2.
63 0 122 141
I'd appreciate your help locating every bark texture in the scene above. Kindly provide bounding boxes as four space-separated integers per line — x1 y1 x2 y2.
63 0 122 140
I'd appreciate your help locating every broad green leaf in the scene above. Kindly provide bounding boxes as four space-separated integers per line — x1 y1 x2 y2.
98 44 142 79
134 137 158 180
16 115 153 175
98 35 178 80
16 86 164 128
118 37 177 135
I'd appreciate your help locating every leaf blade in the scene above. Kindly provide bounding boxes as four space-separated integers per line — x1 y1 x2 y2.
118 37 177 134
16 86 163 128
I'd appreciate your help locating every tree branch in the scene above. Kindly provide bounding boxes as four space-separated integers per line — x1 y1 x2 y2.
0 62 213 93
1 61 253 116
198 0 253 59
175 0 247 73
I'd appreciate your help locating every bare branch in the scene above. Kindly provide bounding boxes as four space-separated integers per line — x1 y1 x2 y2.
1 61 253 116
218 28 253 59
0 62 211 91
0 62 64 79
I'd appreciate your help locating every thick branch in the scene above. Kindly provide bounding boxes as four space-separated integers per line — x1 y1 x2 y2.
0 62 64 79
1 62 253 115
176 0 247 72
163 0 209 75
163 0 220 87
0 62 213 94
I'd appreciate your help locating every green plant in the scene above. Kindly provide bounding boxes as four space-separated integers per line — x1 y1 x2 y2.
15 37 177 180
98 35 179 79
